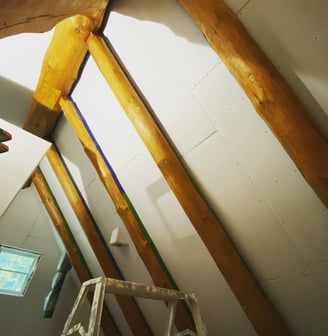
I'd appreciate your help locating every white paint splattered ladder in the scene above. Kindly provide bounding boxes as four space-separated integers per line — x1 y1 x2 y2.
61 277 207 336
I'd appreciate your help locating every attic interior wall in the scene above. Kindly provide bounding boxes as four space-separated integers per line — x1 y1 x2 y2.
0 188 80 335
37 0 328 335
0 0 327 335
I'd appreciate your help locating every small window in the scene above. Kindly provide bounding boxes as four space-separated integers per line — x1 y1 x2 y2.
0 245 41 296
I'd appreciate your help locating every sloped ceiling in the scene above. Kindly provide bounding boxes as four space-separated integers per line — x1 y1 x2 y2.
0 0 328 335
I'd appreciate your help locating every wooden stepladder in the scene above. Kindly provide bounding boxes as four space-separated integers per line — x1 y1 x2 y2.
61 277 207 336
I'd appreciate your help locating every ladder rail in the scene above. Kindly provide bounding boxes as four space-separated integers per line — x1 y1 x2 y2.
61 277 207 336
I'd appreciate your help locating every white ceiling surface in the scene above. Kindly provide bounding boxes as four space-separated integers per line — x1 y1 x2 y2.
0 118 50 216
0 0 327 335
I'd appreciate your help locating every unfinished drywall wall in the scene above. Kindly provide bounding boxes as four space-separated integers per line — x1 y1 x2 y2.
0 187 79 335
64 0 327 334
1 0 326 334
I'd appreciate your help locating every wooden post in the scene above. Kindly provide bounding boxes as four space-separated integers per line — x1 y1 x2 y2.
60 96 195 331
178 0 328 208
46 145 152 336
87 33 291 335
31 168 120 336
24 15 96 138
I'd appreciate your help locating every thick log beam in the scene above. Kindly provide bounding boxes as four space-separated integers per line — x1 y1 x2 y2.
87 33 291 335
32 168 120 336
46 145 152 336
179 0 328 208
0 0 109 39
60 96 195 331
23 14 97 138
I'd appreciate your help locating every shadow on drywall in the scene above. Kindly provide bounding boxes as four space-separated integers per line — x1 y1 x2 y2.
105 0 328 139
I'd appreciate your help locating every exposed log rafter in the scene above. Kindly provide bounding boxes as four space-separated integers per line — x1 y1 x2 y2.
178 0 328 208
23 14 97 138
32 168 121 336
46 146 153 336
87 32 291 336
15 0 327 334
60 96 195 332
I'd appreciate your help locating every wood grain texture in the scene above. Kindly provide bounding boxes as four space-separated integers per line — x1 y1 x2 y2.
60 96 195 332
32 168 121 336
87 33 291 336
24 15 96 138
179 0 328 209
0 0 109 38
46 145 152 336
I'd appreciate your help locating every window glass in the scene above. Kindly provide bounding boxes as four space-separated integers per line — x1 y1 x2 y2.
0 245 41 296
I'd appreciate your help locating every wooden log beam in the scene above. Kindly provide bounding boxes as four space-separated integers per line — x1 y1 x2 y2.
60 96 195 332
178 0 328 208
87 33 291 336
23 14 97 138
31 167 120 336
46 145 152 336
0 0 109 39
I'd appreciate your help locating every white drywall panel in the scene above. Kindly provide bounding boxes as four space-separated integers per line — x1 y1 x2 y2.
39 157 83 236
73 230 135 336
42 133 169 335
52 116 98 194
261 275 328 336
29 207 58 243
310 261 328 296
72 231 134 336
83 178 171 335
0 31 52 90
0 119 50 217
72 57 147 173
114 152 256 333
39 157 134 336
0 76 33 127
237 0 328 137
107 0 219 90
105 1 218 155
0 188 40 245
0 187 79 336
192 62 328 263
73 70 256 333
225 0 250 13
184 131 308 281
60 0 327 334
195 287 256 336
